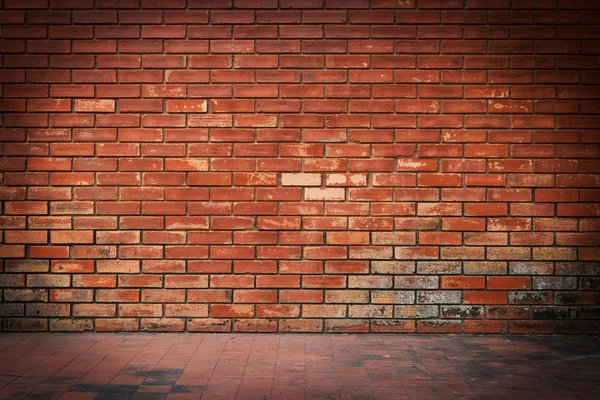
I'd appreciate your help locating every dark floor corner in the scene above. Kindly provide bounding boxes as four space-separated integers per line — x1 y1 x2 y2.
0 333 598 399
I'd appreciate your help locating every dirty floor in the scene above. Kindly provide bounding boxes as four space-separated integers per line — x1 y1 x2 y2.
0 333 598 399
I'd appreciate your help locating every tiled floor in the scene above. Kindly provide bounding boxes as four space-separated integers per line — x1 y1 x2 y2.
0 334 598 400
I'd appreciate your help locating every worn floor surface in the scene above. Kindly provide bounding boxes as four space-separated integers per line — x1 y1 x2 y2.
0 333 598 400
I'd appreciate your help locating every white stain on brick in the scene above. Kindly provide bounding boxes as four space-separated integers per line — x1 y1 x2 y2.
326 174 367 186
304 188 345 201
282 173 321 186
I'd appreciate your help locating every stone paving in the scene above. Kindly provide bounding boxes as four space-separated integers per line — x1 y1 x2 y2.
0 333 599 399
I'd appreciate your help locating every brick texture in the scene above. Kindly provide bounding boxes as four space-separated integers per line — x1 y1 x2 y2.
0 0 599 334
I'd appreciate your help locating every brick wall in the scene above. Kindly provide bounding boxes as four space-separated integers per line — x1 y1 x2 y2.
0 0 599 334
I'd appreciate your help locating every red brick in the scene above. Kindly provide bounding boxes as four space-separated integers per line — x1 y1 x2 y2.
464 291 508 305
1 1 598 333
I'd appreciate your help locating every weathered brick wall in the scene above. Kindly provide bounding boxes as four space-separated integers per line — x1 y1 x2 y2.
0 0 599 334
